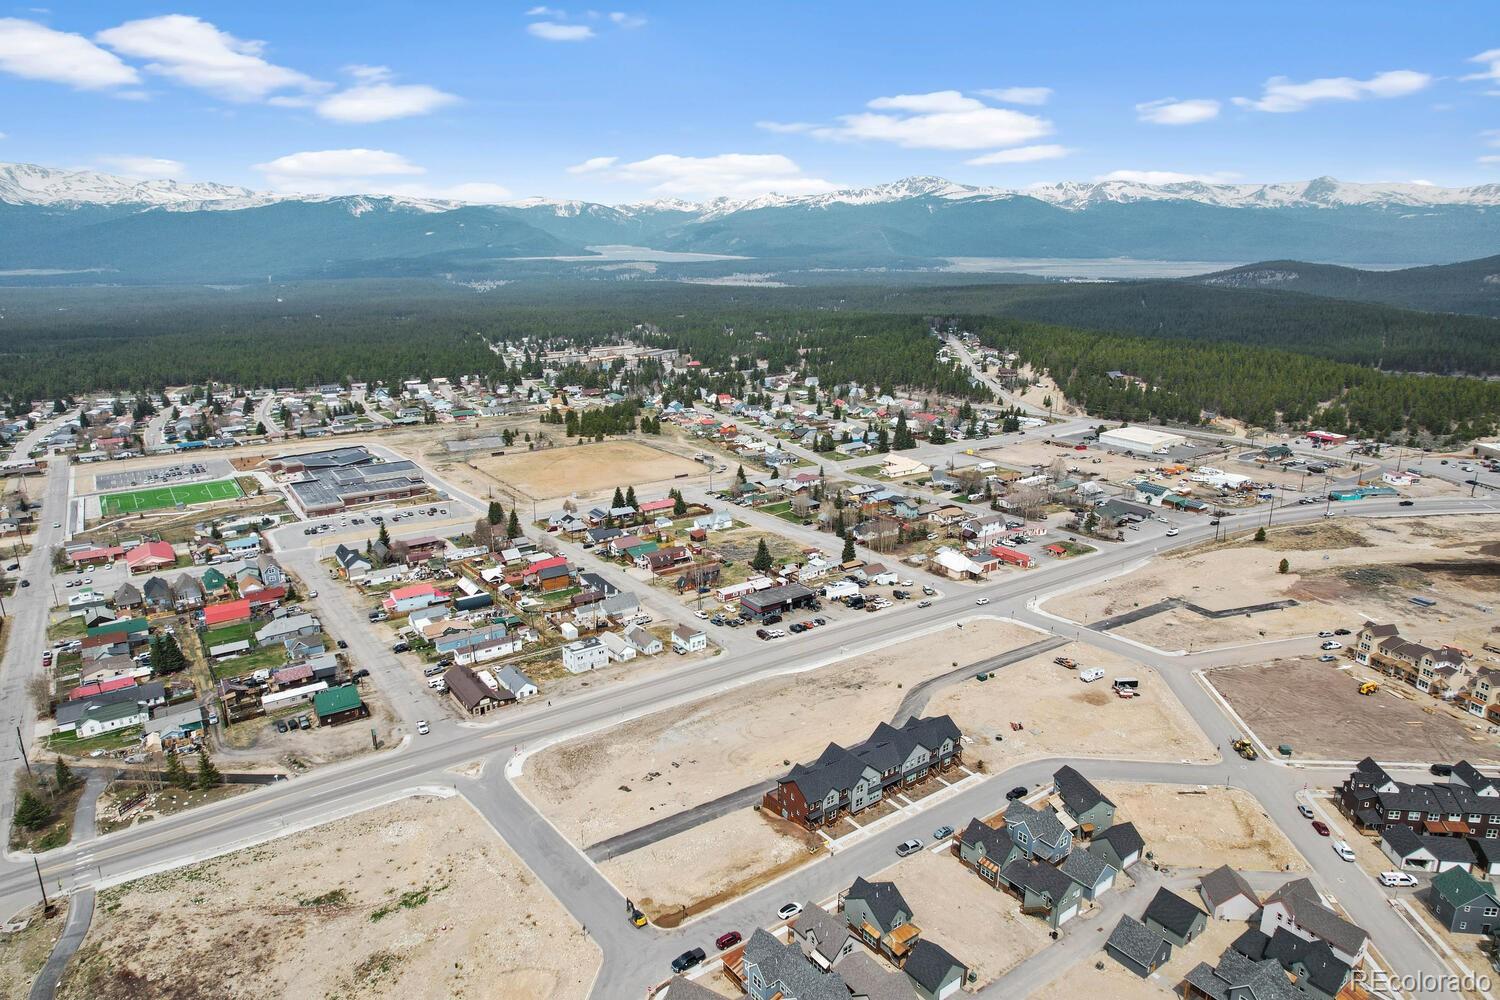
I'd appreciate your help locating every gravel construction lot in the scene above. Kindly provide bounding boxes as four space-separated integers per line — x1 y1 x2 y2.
926 643 1216 773
518 618 1045 848
884 847 1052 986
1036 910 1246 1000
979 439 1153 485
214 686 402 772
1209 656 1500 764
600 809 821 926
1099 782 1305 872
1045 515 1500 651
470 440 703 501
57 795 599 1000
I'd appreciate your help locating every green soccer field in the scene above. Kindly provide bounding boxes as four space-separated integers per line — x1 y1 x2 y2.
100 478 244 515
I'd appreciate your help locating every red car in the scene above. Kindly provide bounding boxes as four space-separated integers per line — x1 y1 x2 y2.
1311 820 1330 837
715 931 742 951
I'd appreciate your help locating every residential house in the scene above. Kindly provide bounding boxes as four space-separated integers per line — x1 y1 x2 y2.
1143 888 1208 947
671 625 707 654
624 624 662 655
737 928 848 1000
444 665 510 716
955 818 1024 888
383 582 447 614
598 631 637 663
562 637 611 673
1429 867 1500 935
141 576 173 610
334 543 372 578
203 598 252 629
1339 757 1500 841
495 665 537 700
1180 947 1300 1000
793 905 857 970
1199 865 1261 921
1381 824 1476 873
1257 878 1369 966
1053 765 1115 835
170 573 204 609
1105 915 1172 978
125 540 176 574
199 566 230 598
842 877 920 961
54 682 166 733
998 858 1083 927
1058 846 1117 901
764 716 962 829
314 685 370 727
901 939 966 1000
76 700 148 738
255 613 320 646
257 554 286 587
1091 822 1144 871
1231 927 1353 1000
111 582 143 611
1003 800 1072 863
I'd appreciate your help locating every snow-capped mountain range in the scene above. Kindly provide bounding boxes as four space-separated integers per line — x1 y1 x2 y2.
5 161 1499 215
3 161 1497 282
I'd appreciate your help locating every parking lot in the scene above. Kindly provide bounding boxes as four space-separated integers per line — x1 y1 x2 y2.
91 459 234 493
698 577 942 643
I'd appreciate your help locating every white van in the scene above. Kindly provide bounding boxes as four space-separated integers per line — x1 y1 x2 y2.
427 676 447 691
1079 668 1105 683
1333 840 1356 862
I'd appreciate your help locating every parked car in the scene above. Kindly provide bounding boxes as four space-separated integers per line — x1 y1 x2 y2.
933 825 954 840
922 585 935 595
298 715 311 730
392 642 410 653
275 719 288 733
756 628 771 640
776 902 802 921
1318 654 1338 662
1297 803 1315 819
1333 628 1350 635
1333 840 1356 862
671 948 707 974
1006 786 1028 801
352 668 370 679
1320 641 1342 650
1430 763 1453 777
715 931 742 951
1380 871 1419 888
789 623 806 634
917 600 932 608
895 839 923 857
1317 631 1335 638
416 720 430 735
1311 820 1330 836
336 639 348 649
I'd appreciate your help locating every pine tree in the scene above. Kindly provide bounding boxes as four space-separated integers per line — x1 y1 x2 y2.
165 750 192 789
54 757 75 792
625 486 638 509
1278 558 1290 574
672 490 687 516
196 751 222 789
506 510 521 538
377 522 391 547
487 501 504 525
611 487 625 509
1254 526 1267 542
735 465 747 484
842 534 856 563
751 538 774 573
14 790 49 830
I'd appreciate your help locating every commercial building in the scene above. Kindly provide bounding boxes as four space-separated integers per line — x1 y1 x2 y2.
1097 426 1187 455
271 446 427 516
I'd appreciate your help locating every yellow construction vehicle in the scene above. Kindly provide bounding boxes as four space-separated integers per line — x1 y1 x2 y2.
1359 681 1380 696
1231 738 1258 761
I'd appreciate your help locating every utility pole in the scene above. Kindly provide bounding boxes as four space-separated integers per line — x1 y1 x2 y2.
15 726 30 778
33 857 48 912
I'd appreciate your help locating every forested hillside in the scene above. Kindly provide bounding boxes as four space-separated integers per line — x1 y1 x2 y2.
1191 256 1500 319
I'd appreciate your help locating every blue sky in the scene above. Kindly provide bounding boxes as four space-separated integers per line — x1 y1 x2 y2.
1 2 1497 202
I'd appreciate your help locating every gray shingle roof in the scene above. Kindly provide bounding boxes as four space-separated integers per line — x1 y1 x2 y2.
1106 915 1168 967
1004 800 1068 847
1054 765 1113 818
846 877 910 932
1263 928 1353 997
1000 858 1075 902
1263 879 1368 957
1143 888 1206 937
1094 821 1144 859
1182 948 1299 1000
902 938 965 994
793 905 851 965
1059 846 1114 889
741 928 848 1000
1199 865 1259 909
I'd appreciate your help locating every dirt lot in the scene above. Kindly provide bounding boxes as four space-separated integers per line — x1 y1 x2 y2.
926 643 1216 772
1209 656 1499 764
470 440 704 501
1036 907 1246 1000
517 618 1045 847
1099 782 1305 872
0 902 66 999
213 686 402 772
883 847 1053 985
980 439 1178 487
57 795 598 1000
1046 515 1500 650
600 809 821 926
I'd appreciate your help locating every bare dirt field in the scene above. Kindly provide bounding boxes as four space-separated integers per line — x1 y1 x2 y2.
212 686 402 772
470 440 704 501
57 795 599 1000
1036 908 1246 1000
1209 656 1499 764
1046 515 1500 651
925 642 1216 773
883 847 1052 985
600 809 821 926
1099 782 1305 872
980 439 1152 486
518 618 1045 847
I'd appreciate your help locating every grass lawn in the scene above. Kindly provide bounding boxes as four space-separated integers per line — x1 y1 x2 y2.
45 725 144 758
9 780 84 852
100 478 244 516
203 621 258 648
848 464 887 478
218 645 286 674
1051 540 1096 557
46 615 89 641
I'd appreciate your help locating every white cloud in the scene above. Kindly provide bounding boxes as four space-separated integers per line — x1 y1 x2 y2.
1097 169 1241 184
317 82 459 123
96 14 323 102
0 131 8 139
526 6 565 15
567 155 618 174
609 12 646 28
614 153 835 197
976 86 1052 106
1464 48 1500 83
1481 155 1500 166
528 21 595 41
964 144 1072 165
344 64 393 83
785 90 1052 151
1135 97 1220 125
1409 178 1434 186
384 181 513 202
1483 129 1500 148
755 120 817 134
99 155 183 178
0 17 139 90
1232 70 1431 113
253 148 425 178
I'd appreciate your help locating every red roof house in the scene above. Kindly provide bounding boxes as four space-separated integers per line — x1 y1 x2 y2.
125 541 176 573
67 676 137 701
203 598 252 628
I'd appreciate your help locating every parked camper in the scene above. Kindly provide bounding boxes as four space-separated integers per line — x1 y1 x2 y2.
1080 668 1105 683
